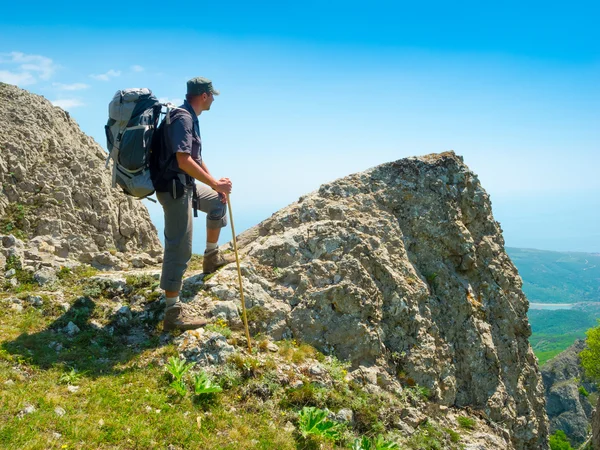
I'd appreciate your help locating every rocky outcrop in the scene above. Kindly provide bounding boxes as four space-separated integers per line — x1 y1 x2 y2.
542 340 596 446
186 151 548 449
0 83 161 270
593 396 600 449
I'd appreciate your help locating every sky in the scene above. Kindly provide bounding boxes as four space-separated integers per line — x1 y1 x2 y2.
1 1 599 253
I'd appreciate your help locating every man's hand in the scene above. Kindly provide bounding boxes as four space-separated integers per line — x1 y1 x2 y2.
218 192 227 204
214 177 232 195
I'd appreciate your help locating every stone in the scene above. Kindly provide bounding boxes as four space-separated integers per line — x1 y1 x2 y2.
64 321 80 336
33 267 57 286
5 268 16 278
26 296 43 307
67 385 80 393
54 407 66 417
0 84 162 264
17 404 36 418
175 330 235 366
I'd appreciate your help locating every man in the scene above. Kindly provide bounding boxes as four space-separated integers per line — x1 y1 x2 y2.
154 77 234 331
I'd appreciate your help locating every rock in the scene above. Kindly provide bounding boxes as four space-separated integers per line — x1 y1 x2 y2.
51 432 62 440
60 302 70 312
175 330 235 366
4 380 15 386
33 267 57 286
541 340 596 446
593 396 600 450
64 321 80 336
266 342 279 352
54 407 66 417
17 404 36 418
334 408 354 424
67 385 80 393
10 303 23 312
26 295 43 307
0 84 162 263
5 268 16 278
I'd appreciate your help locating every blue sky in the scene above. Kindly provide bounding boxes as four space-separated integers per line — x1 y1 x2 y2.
1 1 599 253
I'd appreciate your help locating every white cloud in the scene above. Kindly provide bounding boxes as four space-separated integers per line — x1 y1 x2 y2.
52 82 90 91
90 69 121 81
158 97 183 106
131 65 144 72
0 51 58 86
0 70 36 86
51 98 85 109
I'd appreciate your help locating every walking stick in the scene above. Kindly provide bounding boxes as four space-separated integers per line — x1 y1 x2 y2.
226 194 252 352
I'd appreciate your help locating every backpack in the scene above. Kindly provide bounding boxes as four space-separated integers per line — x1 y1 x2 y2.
104 88 164 198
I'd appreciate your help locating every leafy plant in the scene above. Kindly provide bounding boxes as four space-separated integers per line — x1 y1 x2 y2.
297 406 343 442
59 368 84 385
170 379 187 397
549 430 574 450
578 386 589 397
166 356 195 382
352 435 399 449
193 371 223 395
206 318 232 338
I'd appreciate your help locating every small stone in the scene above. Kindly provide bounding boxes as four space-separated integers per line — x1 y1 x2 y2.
266 342 279 352
4 380 15 386
52 432 62 440
98 418 105 427
64 321 80 336
67 385 80 393
336 408 354 424
5 268 16 278
54 406 66 417
308 365 324 376
26 295 43 307
60 302 70 312
10 303 23 312
290 379 304 389
17 404 36 418
9 278 18 287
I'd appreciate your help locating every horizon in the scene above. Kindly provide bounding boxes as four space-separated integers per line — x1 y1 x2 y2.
1 0 598 254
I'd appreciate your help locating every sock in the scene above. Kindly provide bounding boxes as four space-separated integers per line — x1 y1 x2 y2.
205 241 218 253
165 296 179 307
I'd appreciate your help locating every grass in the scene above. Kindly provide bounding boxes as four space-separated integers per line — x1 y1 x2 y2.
0 263 470 449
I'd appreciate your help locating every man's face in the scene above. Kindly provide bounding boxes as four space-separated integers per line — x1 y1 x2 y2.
202 92 214 111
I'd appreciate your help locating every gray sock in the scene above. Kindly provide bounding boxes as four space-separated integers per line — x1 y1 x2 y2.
165 296 179 307
205 242 218 253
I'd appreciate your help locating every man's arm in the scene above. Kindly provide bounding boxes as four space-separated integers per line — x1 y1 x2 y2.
176 153 231 194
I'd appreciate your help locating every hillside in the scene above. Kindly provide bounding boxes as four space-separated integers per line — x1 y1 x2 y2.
507 248 600 304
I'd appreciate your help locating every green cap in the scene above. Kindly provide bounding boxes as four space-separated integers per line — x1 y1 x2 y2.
187 77 220 96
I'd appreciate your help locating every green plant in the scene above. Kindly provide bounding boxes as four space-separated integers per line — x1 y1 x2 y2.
457 415 476 430
578 386 589 397
352 435 399 449
59 368 84 385
170 379 187 397
581 320 600 381
549 430 574 450
166 356 195 382
297 406 343 442
193 371 223 396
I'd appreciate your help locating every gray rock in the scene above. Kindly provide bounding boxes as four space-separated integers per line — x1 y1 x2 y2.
175 330 235 366
64 321 80 336
0 84 162 263
54 407 66 417
17 404 36 418
5 268 16 278
67 385 80 393
26 296 43 307
33 267 57 286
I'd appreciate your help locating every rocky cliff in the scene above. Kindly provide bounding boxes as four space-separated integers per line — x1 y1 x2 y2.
184 151 549 449
541 340 596 446
0 83 161 273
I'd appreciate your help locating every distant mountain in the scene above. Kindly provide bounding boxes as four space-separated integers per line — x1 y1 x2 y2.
507 248 600 304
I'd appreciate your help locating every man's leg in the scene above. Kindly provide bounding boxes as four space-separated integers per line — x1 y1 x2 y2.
156 188 207 331
194 184 234 273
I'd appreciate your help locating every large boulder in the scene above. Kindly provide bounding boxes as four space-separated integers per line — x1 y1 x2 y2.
194 151 548 449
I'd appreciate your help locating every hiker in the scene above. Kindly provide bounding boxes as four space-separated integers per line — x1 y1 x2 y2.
153 77 234 331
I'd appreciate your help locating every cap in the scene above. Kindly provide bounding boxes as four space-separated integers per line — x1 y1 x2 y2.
187 77 220 96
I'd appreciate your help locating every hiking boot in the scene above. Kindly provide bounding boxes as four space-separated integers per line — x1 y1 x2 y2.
202 249 235 274
163 303 208 332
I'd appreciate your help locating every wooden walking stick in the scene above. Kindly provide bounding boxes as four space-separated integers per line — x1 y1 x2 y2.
226 194 252 352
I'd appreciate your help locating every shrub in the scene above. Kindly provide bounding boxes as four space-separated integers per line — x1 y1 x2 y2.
193 371 223 396
298 406 343 442
578 386 589 397
549 430 574 450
